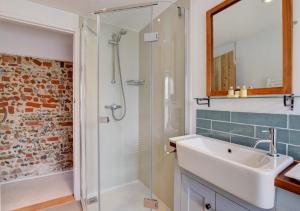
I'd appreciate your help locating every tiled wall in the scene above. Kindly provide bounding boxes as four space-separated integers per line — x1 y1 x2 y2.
0 54 73 182
196 109 300 160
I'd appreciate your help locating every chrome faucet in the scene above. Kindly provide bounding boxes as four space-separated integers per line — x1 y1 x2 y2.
253 128 278 157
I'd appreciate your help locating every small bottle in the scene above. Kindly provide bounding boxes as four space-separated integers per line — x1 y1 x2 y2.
234 86 240 98
228 86 234 97
240 85 248 98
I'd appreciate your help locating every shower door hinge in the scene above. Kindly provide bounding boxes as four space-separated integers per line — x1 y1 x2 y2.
144 198 159 209
144 32 159 42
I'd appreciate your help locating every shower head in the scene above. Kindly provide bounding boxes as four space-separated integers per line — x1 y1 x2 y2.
110 29 127 44
116 29 127 42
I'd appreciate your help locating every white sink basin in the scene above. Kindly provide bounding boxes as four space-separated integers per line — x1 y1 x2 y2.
171 135 293 209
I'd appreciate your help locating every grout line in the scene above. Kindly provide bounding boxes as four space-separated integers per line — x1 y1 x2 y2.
197 126 299 146
286 143 300 148
197 117 295 131
196 127 259 140
229 111 232 143
196 109 295 117
288 128 291 145
287 128 300 132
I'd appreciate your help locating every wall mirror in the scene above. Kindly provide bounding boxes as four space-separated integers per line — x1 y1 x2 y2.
206 0 292 96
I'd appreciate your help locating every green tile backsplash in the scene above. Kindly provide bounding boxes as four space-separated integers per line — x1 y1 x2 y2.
197 110 230 121
289 115 300 130
231 112 288 128
196 109 300 160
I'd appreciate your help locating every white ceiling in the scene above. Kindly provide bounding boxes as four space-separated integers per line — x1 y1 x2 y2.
29 0 176 31
214 0 282 47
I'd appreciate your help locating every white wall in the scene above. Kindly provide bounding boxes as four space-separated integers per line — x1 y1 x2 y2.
214 42 235 57
0 20 73 61
214 27 282 88
81 21 140 192
236 27 282 88
99 23 140 191
188 0 300 209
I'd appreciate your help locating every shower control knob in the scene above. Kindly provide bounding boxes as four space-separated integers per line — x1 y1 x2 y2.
205 203 211 210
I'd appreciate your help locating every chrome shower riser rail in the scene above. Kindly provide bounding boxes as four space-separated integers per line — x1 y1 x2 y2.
94 1 158 14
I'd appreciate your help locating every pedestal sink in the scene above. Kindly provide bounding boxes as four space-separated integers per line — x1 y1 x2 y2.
171 135 293 209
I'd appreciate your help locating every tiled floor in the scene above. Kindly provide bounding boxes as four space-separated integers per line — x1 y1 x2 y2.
1 171 73 211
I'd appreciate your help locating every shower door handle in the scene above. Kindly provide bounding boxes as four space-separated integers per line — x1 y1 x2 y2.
99 116 110 124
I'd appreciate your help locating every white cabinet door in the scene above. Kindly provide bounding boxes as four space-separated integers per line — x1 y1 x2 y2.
181 174 215 211
216 194 249 211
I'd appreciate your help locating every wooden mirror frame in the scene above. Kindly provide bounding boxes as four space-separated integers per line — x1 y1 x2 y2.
206 0 293 96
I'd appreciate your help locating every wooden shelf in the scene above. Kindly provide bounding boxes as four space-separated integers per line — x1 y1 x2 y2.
275 161 300 195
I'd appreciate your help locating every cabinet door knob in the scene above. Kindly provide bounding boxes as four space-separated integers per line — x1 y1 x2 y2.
205 203 211 210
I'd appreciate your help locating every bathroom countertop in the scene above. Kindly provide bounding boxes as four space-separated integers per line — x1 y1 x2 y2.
275 161 300 195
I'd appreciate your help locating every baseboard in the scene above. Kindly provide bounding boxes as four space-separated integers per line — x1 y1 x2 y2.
0 170 73 185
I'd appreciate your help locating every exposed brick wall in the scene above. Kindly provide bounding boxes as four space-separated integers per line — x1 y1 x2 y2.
0 53 73 182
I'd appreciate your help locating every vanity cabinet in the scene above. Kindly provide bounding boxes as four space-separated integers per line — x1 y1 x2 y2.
181 174 215 211
180 173 264 211
216 194 249 211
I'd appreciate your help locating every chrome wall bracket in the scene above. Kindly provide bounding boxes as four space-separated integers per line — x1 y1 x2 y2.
195 97 211 107
284 94 295 111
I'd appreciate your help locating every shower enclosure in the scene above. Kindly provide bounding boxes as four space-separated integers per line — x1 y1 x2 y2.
80 1 188 210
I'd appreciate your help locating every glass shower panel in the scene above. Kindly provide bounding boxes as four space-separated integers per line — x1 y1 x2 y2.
80 18 100 211
150 3 186 211
97 6 153 211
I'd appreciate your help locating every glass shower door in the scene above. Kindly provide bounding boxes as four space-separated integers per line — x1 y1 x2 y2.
97 6 153 211
81 2 187 211
150 3 186 211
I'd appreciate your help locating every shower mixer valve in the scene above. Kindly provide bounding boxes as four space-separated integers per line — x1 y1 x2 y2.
105 104 122 111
